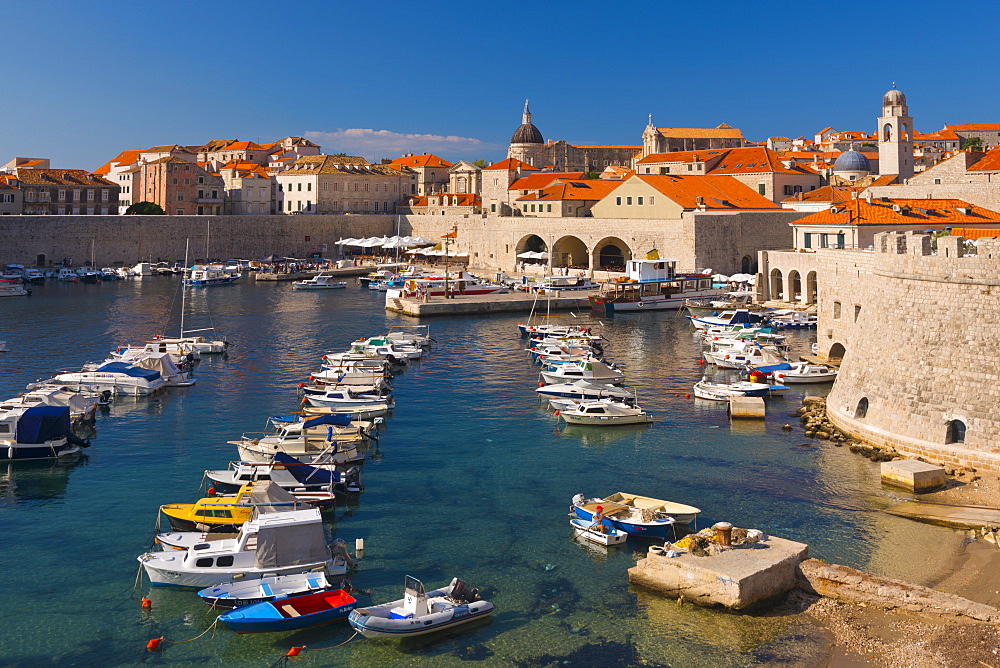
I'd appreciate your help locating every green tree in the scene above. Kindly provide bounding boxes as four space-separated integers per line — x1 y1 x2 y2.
125 201 165 215
583 171 600 180
961 137 984 151
472 159 489 168
861 142 877 148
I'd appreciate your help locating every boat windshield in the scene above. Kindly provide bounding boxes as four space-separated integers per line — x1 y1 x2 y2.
404 575 425 597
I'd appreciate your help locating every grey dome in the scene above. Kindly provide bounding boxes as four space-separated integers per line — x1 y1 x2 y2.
883 87 906 107
511 122 543 145
833 150 871 173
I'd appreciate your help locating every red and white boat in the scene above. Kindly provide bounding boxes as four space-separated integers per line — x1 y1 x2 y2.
385 272 507 302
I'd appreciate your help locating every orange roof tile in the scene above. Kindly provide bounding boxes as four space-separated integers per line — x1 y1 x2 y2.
405 193 480 207
509 172 584 191
482 158 539 172
218 140 268 152
945 124 1000 132
969 149 1000 172
516 179 621 202
950 227 1000 239
388 154 454 168
781 186 859 203
795 198 1000 226
655 124 743 139
633 174 780 210
637 149 727 165
709 147 817 175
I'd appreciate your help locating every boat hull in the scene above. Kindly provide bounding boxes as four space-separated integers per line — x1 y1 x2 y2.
0 440 82 461
140 557 343 589
589 296 688 312
569 519 627 545
348 602 493 638
560 413 651 425
198 573 332 609
219 590 357 633
571 507 685 538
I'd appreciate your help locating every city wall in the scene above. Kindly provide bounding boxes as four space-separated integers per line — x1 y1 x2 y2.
867 183 1000 214
821 233 1000 470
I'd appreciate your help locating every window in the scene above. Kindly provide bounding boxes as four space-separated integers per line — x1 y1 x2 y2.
833 301 841 318
758 184 766 195
855 398 868 419
177 194 184 202
195 557 214 567
287 201 292 211
101 189 109 201
307 183 312 191
216 556 234 567
172 178 178 185
491 204 496 212
211 190 217 198
946 420 966 444
649 196 654 205
198 190 204 198
637 196 644 205
57 189 65 202
803 233 811 249
547 204 552 212
86 189 94 201
101 206 108 215
934 178 941 184
687 164 692 171
615 196 621 205
854 305 861 322
197 206 203 215
297 183 302 192
184 178 190 185
73 190 80 201
645 168 650 174
836 233 845 249
626 196 632 205
198 176 205 184
364 183 369 192
530 204 535 212
333 183 339 191
176 208 184 214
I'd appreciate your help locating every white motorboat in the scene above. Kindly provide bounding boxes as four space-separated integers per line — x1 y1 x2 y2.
0 405 87 461
183 265 240 287
352 337 422 360
531 275 601 293
693 379 788 401
348 576 493 638
148 335 227 355
569 518 628 546
768 309 818 329
518 323 594 337
111 342 198 365
232 416 369 465
0 341 7 352
773 362 838 384
0 279 29 297
557 399 652 426
293 274 347 290
205 453 362 500
140 505 347 588
688 309 763 331
547 396 634 411
310 368 390 388
539 359 624 385
303 403 391 419
57 268 79 282
535 380 634 401
198 571 334 609
0 386 99 424
97 351 195 387
704 342 787 369
305 388 395 410
28 361 167 396
386 325 432 347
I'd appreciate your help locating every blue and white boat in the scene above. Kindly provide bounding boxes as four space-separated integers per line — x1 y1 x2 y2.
571 492 700 537
183 265 240 287
27 361 167 396
218 588 357 633
348 576 493 638
0 405 88 461
688 309 764 331
198 571 333 609
693 378 789 401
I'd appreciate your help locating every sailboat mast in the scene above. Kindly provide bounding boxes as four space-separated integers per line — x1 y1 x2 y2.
181 238 189 338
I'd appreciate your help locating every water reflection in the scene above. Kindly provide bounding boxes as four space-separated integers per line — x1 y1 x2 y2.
0 456 87 507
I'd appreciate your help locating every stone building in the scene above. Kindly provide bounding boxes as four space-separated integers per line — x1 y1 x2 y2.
275 155 415 214
387 154 452 195
0 175 22 214
219 162 273 215
506 101 640 172
1 157 50 171
941 124 1000 151
641 118 745 156
135 158 224 215
14 169 119 215
448 161 482 195
396 193 481 216
480 158 538 215
878 86 914 180
514 179 621 217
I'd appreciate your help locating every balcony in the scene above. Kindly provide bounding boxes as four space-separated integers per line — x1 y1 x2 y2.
194 197 223 204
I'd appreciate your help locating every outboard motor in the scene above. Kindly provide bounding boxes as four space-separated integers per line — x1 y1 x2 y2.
571 493 585 507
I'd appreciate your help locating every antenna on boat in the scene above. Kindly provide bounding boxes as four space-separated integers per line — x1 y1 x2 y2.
180 238 189 338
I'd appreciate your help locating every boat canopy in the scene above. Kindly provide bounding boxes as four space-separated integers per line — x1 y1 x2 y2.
15 406 71 443
95 361 162 381
273 452 340 485
255 511 330 569
249 481 301 514
132 353 182 378
754 362 793 373
302 413 354 429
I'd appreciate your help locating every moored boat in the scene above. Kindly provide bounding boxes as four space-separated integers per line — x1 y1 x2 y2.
571 492 700 536
348 576 493 638
218 588 357 633
292 274 347 290
557 399 652 426
198 571 333 609
0 405 88 461
569 518 628 546
589 259 724 313
773 362 838 384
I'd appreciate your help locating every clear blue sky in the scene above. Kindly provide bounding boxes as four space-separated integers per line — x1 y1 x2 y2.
5 0 999 169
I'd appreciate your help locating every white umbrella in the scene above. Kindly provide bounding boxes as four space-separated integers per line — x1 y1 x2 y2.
336 238 359 245
410 236 432 245
712 273 730 282
516 251 536 259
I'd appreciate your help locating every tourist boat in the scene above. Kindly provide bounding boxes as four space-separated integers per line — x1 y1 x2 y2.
0 386 99 424
535 379 634 401
183 265 240 287
205 452 362 502
0 278 29 297
530 275 601 293
557 399 652 425
292 274 347 290
571 493 701 536
384 272 507 303
772 362 838 384
767 309 818 329
692 379 788 401
689 309 765 331
589 259 725 313
569 518 628 546
139 506 344 588
27 361 167 396
539 359 624 385
304 388 395 411
0 405 88 461
218 588 358 633
198 571 333 609
347 576 493 638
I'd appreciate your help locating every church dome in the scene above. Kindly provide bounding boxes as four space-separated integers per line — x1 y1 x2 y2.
833 150 871 173
511 121 543 145
883 87 906 107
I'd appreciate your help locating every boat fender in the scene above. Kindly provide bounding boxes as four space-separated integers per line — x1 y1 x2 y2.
207 487 216 496
554 410 560 415
146 637 164 652
286 647 305 657
298 382 305 388
140 597 152 609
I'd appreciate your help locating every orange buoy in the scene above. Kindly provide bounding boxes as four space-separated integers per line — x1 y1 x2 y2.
674 394 680 398
554 410 560 415
684 393 691 398
298 382 305 388
207 487 216 496
147 637 164 652
301 397 308 404
308 376 315 381
322 355 328 360
538 381 544 387
140 597 152 609
698 360 704 365
286 646 305 657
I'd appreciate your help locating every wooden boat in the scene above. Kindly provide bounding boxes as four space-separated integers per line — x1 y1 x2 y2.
198 571 332 609
557 399 652 425
348 576 493 638
571 492 700 537
292 274 347 290
589 259 724 312
218 588 357 633
569 518 627 545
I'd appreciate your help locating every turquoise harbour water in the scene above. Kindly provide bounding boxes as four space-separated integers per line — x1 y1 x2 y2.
0 278 953 667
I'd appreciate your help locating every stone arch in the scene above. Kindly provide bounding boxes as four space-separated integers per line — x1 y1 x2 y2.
592 236 632 271
855 397 869 419
829 342 846 360
883 123 892 142
805 270 818 304
769 268 784 300
515 234 547 254
552 235 589 268
946 419 966 445
740 255 756 274
788 270 802 302
900 123 909 142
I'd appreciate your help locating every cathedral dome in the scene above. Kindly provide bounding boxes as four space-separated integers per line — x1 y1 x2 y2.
833 150 871 174
511 121 543 145
883 87 906 107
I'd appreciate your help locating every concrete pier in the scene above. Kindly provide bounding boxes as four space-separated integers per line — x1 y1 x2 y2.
880 459 946 492
628 536 808 609
385 292 592 318
885 501 1000 530
728 396 765 419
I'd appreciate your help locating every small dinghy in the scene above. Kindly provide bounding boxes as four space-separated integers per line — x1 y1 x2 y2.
557 399 652 426
773 362 838 384
569 518 627 546
693 379 787 401
218 588 357 633
198 571 333 609
348 576 493 638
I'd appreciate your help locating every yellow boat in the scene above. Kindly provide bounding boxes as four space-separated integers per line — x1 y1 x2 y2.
159 483 300 533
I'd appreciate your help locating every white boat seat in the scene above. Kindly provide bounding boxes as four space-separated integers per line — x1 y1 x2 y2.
281 604 301 617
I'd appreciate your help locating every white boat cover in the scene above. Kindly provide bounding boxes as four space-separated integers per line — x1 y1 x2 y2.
132 352 183 378
250 481 300 514
254 516 331 569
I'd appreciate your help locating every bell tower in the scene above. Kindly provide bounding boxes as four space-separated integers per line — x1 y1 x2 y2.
878 84 914 180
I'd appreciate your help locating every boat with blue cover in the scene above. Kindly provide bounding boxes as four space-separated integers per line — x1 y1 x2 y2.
205 451 363 503
27 361 167 396
348 576 493 638
689 309 764 331
218 587 357 633
0 405 89 461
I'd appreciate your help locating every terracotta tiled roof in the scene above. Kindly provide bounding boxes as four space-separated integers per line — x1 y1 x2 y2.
637 149 727 165
945 124 1000 132
568 144 642 149
279 155 403 176
950 227 1000 239
516 179 621 202
655 123 743 139
218 140 268 152
633 174 780 210
915 129 960 141
509 172 584 191
781 186 859 203
969 149 1000 172
482 158 539 172
93 149 142 175
388 154 453 168
710 147 817 175
601 166 633 180
145 144 194 154
14 168 116 187
795 198 1000 226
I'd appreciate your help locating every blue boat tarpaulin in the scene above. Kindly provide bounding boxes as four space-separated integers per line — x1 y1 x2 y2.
753 363 793 373
273 452 340 485
302 413 354 429
96 361 161 381
15 406 71 444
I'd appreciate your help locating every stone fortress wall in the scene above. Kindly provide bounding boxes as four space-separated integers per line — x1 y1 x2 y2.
822 232 1000 470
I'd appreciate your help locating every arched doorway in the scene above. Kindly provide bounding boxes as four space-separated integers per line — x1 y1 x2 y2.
855 398 869 419
788 270 802 302
36 253 46 267
829 343 846 360
769 268 783 300
592 237 632 271
515 234 547 254
741 255 756 274
946 420 966 445
805 271 818 304
552 235 588 268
